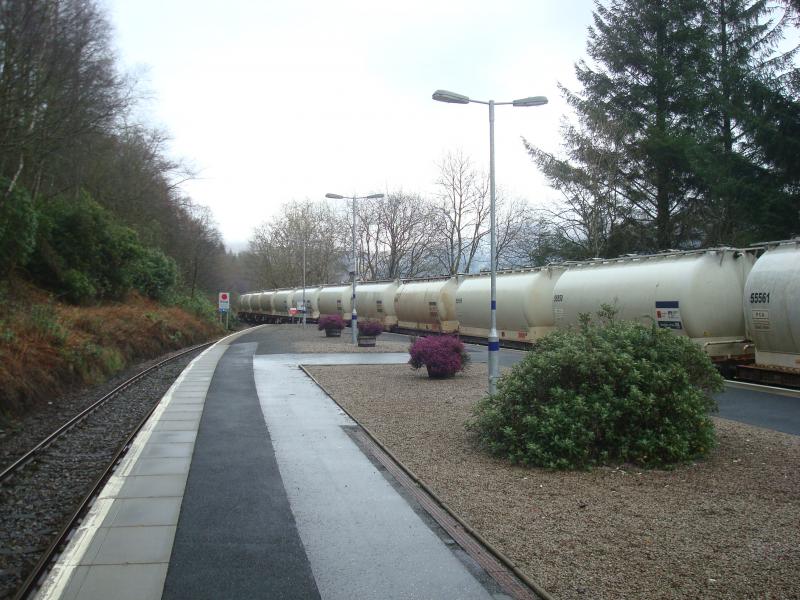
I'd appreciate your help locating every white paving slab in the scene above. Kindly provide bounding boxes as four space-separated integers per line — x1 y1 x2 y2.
253 353 496 600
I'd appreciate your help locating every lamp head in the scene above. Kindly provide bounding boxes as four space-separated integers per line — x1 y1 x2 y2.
365 193 384 199
512 96 548 107
325 193 345 199
432 89 470 104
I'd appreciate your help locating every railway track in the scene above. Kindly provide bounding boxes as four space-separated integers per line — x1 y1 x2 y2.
0 340 215 600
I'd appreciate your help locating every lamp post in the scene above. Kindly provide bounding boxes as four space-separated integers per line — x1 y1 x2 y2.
325 192 385 344
432 89 548 395
286 237 323 328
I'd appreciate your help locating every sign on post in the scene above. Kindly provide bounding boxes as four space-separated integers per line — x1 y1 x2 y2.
218 292 230 312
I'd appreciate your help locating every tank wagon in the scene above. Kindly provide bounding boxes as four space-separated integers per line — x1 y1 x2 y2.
355 280 400 329
740 239 800 386
291 286 323 320
318 285 352 319
552 248 757 360
393 276 460 333
456 267 566 342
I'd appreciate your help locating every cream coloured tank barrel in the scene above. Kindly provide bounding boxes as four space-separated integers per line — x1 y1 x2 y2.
238 293 252 313
257 291 275 316
552 248 757 358
394 277 459 333
456 267 566 342
292 287 323 319
744 240 800 370
317 285 352 318
356 281 400 328
272 289 294 317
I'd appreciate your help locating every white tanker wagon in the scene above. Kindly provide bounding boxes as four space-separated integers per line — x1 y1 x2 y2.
740 239 800 387
317 284 352 320
356 280 400 330
455 267 566 343
550 247 759 361
393 276 460 333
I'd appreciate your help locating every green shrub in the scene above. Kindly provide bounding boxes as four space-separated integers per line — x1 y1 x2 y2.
0 178 37 275
171 293 217 324
469 309 724 469
131 247 178 301
30 193 142 302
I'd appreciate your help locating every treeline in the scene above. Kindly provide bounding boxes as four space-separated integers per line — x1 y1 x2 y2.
526 0 800 258
0 0 227 310
245 151 546 289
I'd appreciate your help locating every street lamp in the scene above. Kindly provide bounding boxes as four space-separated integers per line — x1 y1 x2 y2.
286 237 323 328
325 191 385 344
432 89 548 395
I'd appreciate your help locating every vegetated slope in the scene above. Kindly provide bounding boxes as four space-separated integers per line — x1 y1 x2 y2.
0 282 220 417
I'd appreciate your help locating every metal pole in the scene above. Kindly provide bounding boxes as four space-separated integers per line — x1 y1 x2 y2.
351 197 358 344
488 100 499 395
302 241 307 328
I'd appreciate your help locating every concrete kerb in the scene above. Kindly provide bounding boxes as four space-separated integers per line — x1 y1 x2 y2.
297 363 555 600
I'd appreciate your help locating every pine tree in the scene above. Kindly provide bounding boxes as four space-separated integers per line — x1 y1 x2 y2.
694 0 799 244
527 0 711 252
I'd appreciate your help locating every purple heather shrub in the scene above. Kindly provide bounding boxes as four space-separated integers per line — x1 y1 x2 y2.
318 314 346 331
408 335 470 377
358 320 384 336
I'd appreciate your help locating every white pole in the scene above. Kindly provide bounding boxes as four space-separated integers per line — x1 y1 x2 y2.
302 240 307 328
488 100 499 395
351 196 358 344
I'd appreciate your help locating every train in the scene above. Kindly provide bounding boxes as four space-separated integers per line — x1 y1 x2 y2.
238 239 800 387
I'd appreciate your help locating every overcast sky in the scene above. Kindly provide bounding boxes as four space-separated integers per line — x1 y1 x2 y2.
105 1 597 250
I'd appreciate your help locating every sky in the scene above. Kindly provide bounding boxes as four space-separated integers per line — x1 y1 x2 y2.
105 1 597 250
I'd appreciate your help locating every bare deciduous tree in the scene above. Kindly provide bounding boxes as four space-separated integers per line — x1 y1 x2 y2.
432 151 490 274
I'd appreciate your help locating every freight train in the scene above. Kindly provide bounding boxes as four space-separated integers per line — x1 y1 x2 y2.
238 239 800 387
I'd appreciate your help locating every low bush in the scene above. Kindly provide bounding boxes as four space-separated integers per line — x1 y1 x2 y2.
409 335 470 378
318 314 346 331
131 247 178 301
170 293 217 324
357 320 383 336
0 178 37 275
468 309 724 470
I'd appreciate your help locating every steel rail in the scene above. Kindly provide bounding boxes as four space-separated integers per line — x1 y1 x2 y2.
9 339 216 600
0 340 215 484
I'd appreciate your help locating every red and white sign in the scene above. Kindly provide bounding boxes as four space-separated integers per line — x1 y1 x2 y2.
218 292 230 311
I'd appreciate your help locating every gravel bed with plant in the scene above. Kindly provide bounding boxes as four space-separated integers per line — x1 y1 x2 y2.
308 362 800 600
0 348 204 600
243 322 411 354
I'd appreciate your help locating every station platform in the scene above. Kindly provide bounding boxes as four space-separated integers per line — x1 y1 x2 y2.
35 328 516 600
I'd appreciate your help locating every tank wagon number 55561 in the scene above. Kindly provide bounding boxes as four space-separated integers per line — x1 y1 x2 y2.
750 292 771 304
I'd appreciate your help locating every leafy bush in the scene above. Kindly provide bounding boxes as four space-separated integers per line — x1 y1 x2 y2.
0 178 37 275
30 193 141 302
469 310 724 470
131 247 178 301
357 320 383 336
409 335 470 378
171 293 217 324
318 314 346 330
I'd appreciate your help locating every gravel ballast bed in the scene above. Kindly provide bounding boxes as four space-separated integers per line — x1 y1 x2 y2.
308 362 800 600
0 349 203 600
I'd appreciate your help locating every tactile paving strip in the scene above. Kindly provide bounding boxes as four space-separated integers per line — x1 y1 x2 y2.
352 429 541 600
